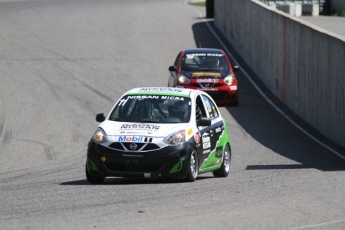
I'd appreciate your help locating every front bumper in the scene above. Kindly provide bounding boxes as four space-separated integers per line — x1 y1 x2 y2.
86 141 193 179
177 84 238 105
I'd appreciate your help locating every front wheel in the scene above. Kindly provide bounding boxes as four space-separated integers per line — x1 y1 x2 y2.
86 164 105 184
184 149 199 182
213 144 231 177
232 98 238 106
229 97 238 107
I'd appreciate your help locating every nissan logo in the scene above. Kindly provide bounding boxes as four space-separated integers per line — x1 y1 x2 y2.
129 143 137 150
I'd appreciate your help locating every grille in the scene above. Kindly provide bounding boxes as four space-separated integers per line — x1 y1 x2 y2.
142 143 160 151
123 143 145 150
104 162 163 173
190 83 223 88
108 142 160 151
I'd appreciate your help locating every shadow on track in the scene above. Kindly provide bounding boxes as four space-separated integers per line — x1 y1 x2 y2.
60 176 213 185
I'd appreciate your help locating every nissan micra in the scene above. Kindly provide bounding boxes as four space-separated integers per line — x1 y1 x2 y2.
86 87 232 183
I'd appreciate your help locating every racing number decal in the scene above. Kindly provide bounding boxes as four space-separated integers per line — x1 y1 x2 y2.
202 133 211 154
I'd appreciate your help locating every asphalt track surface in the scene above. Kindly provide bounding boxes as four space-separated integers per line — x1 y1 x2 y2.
0 0 345 229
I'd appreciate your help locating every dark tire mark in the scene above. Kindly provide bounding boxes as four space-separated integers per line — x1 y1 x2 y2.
43 145 55 160
10 137 56 160
0 118 4 139
3 129 12 145
81 82 113 102
38 74 62 102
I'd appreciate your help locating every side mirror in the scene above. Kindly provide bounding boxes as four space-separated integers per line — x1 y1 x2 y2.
197 116 211 127
96 113 106 122
169 66 176 71
233 65 239 71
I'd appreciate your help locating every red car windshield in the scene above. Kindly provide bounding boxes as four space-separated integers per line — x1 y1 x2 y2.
181 53 230 72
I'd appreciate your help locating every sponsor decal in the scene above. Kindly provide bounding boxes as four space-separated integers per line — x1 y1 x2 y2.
194 134 200 144
215 127 222 133
123 154 143 157
216 146 223 158
202 133 211 149
118 136 152 142
101 156 106 162
186 53 223 58
120 124 160 132
203 136 210 143
127 95 160 99
192 72 221 77
196 78 218 83
123 131 146 134
139 88 183 93
203 149 211 154
160 96 185 101
125 159 139 163
125 95 185 101
187 128 193 136
203 142 211 149
230 86 237 90
212 105 217 115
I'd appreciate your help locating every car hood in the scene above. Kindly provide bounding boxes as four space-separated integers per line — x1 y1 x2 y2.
180 70 231 78
99 120 189 137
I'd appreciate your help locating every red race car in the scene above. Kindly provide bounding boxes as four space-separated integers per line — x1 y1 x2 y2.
168 48 239 106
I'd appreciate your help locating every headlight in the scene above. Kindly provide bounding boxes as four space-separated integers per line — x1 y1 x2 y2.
92 128 108 143
177 74 190 84
163 130 186 145
224 74 234 85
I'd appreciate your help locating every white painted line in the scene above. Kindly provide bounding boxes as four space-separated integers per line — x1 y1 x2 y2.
185 1 345 160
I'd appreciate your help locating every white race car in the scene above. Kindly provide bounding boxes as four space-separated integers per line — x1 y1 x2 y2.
86 87 232 183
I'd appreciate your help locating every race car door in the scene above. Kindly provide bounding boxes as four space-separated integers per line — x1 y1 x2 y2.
199 94 225 168
194 95 214 166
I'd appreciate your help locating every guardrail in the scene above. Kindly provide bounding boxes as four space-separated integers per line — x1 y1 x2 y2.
215 0 345 147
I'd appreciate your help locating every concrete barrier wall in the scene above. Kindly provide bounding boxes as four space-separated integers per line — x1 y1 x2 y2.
215 0 345 147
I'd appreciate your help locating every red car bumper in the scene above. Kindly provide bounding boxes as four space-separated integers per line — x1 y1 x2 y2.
176 83 238 106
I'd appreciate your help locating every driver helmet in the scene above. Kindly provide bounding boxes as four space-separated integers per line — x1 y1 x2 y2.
171 101 189 122
208 57 220 68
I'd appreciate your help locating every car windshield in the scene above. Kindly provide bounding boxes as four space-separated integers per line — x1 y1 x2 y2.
181 52 230 72
109 95 191 123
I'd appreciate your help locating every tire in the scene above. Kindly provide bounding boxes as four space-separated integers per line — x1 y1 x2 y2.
184 149 199 182
233 97 239 106
213 144 231 177
86 164 105 184
229 96 238 107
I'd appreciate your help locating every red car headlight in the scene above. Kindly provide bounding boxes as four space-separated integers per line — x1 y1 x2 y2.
224 74 234 85
177 74 190 84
